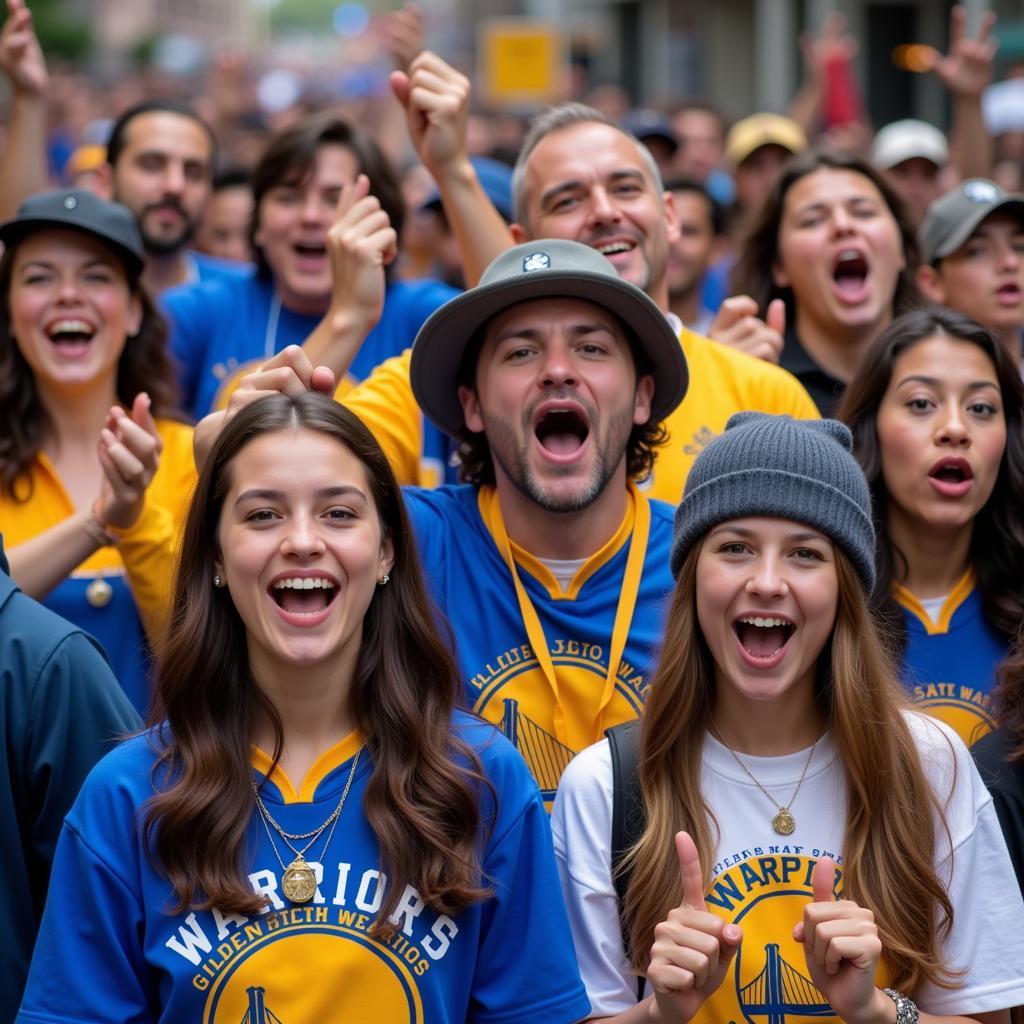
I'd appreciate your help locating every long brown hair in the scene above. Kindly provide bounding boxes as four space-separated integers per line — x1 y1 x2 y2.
625 544 959 993
145 393 492 933
0 234 181 500
993 634 1024 764
838 307 1024 645
730 148 921 322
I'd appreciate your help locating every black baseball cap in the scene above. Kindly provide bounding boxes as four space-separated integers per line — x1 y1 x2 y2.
410 238 689 437
0 189 145 277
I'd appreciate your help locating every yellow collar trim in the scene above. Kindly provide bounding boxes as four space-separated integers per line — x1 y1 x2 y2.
252 729 363 804
893 569 975 636
477 485 636 599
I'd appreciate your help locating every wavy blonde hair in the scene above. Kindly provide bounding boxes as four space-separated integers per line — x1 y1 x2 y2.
624 545 959 993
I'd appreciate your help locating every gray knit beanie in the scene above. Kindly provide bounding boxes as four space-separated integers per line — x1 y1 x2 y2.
670 412 875 591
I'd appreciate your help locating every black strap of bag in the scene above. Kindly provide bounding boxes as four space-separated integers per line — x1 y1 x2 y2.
605 719 647 1002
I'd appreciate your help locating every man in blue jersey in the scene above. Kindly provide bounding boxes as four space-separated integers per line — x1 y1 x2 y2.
196 239 687 801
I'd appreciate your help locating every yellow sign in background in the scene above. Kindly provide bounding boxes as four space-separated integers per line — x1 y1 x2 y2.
479 19 567 107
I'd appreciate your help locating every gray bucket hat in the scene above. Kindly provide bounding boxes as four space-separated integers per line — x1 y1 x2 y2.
0 189 145 277
920 178 1024 265
409 238 689 438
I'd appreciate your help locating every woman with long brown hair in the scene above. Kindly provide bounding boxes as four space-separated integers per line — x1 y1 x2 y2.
16 392 589 1024
839 307 1024 750
552 412 1024 1023
0 188 194 713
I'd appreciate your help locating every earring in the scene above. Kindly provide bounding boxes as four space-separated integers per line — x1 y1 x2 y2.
378 573 390 586
213 574 223 587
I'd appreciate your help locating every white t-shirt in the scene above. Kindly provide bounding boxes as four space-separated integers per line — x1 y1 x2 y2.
551 711 1024 1020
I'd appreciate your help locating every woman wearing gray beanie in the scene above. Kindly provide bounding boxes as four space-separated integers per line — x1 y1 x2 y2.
552 411 1024 1024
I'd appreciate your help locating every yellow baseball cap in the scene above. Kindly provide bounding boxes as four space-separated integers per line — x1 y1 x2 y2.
726 113 807 167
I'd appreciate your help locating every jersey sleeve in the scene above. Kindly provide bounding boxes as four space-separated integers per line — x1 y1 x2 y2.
115 422 196 642
341 351 424 486
16 821 155 1024
758 365 820 419
469 728 591 1024
550 740 640 1017
911 716 1024 1014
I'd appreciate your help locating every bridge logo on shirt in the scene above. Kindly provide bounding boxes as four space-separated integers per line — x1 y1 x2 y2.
699 849 861 1024
911 681 997 745
163 861 460 1022
467 638 648 801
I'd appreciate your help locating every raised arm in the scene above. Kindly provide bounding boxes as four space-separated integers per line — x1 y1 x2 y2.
0 0 50 219
391 50 514 287
931 5 997 183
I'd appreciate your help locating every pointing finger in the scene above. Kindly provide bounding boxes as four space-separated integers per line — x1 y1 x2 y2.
811 856 836 903
676 831 708 912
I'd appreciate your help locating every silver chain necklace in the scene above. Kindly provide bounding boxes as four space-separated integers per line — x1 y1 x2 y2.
252 748 361 903
709 719 816 835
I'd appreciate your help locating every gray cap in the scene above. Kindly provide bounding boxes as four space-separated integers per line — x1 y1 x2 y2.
670 412 875 592
920 178 1024 265
410 238 689 438
0 189 145 277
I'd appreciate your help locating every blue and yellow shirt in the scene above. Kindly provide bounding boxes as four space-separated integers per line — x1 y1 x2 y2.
17 716 590 1024
0 420 195 713
405 483 675 803
896 572 1008 747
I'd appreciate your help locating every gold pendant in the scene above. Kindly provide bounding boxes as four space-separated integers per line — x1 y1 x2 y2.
85 578 114 608
772 808 796 835
281 857 317 903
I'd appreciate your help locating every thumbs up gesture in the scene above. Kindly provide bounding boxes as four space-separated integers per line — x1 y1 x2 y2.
707 295 786 364
646 832 743 1023
793 857 888 1024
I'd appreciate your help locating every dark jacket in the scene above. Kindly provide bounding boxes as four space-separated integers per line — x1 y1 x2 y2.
0 537 140 1022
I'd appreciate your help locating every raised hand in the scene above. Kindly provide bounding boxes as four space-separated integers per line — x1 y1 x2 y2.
390 50 470 176
377 2 425 73
0 0 48 97
799 11 858 82
646 832 743 1023
325 172 397 330
929 5 997 100
793 857 886 1024
193 347 336 470
707 296 786 364
95 394 162 531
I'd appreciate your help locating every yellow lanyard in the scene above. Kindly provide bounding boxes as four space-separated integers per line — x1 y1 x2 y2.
480 483 651 750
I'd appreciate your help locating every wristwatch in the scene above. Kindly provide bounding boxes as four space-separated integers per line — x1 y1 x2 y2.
883 988 920 1024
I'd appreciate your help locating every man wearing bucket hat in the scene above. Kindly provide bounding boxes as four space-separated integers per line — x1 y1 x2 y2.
196 239 687 804
318 51 817 499
917 179 1024 360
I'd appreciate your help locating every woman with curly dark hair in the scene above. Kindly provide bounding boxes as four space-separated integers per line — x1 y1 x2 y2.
839 307 1024 748
16 392 589 1024
731 149 920 415
0 188 194 712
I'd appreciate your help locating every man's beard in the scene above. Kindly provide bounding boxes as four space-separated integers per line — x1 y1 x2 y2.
137 201 197 255
483 403 634 514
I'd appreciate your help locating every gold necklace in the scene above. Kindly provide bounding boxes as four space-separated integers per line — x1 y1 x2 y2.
253 748 361 903
709 720 816 836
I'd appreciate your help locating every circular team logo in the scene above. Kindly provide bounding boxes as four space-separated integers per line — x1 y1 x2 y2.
202 926 424 1023
914 695 996 746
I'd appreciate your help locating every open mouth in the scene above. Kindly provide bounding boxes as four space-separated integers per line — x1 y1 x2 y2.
534 408 590 457
270 576 338 616
47 319 96 351
997 282 1022 303
832 249 869 301
594 239 636 258
928 457 974 496
733 615 795 660
293 242 327 260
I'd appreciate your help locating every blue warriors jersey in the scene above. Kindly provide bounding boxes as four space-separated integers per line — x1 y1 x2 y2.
17 716 590 1024
895 573 1008 747
405 484 675 804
